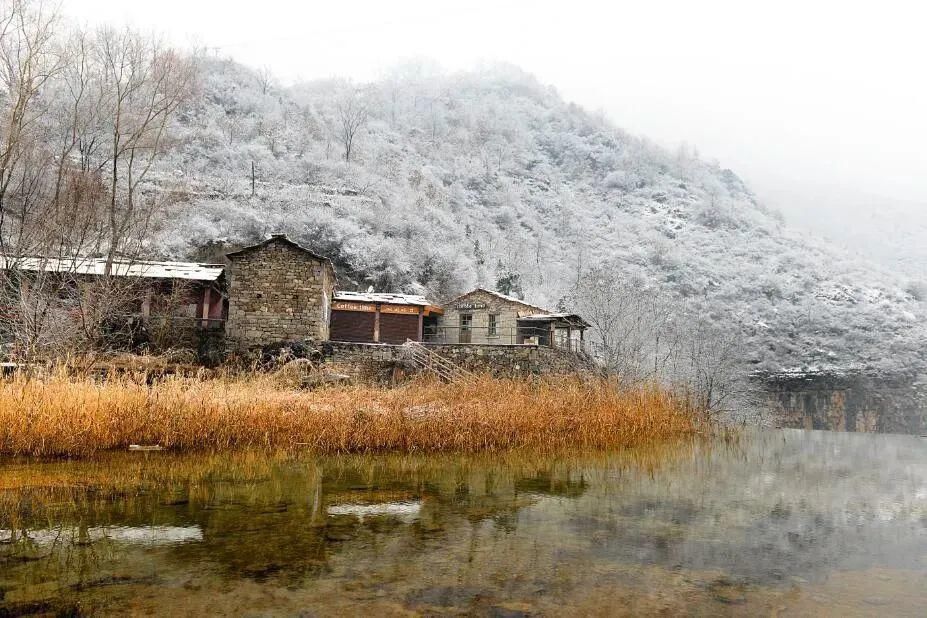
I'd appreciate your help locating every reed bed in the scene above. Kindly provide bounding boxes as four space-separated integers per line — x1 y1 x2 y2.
0 371 699 457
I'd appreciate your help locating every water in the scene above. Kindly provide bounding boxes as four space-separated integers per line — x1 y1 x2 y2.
1 429 925 616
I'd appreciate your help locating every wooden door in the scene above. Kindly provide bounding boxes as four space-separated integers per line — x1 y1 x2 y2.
459 314 472 343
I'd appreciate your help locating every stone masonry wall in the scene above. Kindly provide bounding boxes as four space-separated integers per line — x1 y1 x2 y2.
760 372 927 434
226 239 334 352
322 341 597 379
320 342 404 382
427 344 590 376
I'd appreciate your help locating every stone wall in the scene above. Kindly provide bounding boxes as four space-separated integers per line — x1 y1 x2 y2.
426 344 594 376
226 237 334 352
320 342 405 382
760 372 927 434
321 341 598 380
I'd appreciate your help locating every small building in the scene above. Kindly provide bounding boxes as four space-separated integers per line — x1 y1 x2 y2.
0 255 226 325
0 254 226 351
225 234 335 351
330 291 443 344
432 288 589 352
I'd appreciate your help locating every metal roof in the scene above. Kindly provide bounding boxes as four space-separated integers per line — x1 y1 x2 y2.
0 255 225 282
517 313 591 328
334 291 432 306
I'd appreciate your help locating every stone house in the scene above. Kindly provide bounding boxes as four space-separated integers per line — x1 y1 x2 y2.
431 288 589 352
225 234 335 351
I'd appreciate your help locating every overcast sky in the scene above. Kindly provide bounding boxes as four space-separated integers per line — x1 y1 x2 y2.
63 0 927 221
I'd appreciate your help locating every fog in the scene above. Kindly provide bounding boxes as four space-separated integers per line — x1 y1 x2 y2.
63 0 927 244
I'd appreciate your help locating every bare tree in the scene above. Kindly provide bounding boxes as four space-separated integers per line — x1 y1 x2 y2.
257 65 273 95
0 0 62 258
0 6 198 359
335 88 368 163
570 262 746 413
672 318 744 415
570 265 663 381
92 27 197 270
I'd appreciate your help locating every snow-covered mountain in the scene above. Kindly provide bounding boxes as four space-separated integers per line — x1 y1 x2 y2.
149 58 925 374
762 184 927 281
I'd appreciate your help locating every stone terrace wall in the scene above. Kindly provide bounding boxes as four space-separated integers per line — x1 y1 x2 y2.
427 344 594 376
226 239 334 352
761 372 927 434
321 342 598 380
320 342 403 382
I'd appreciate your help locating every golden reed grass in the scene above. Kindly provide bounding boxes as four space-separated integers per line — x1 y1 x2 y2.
0 371 699 457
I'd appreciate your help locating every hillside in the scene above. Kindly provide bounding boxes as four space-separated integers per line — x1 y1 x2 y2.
148 58 924 374
763 185 927 281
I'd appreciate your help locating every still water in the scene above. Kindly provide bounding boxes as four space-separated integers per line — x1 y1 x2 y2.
1 429 926 616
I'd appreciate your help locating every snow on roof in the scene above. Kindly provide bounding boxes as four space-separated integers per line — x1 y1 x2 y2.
518 312 577 320
334 290 432 306
518 312 590 327
0 255 225 282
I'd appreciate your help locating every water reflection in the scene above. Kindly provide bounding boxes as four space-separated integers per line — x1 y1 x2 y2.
327 501 422 522
0 525 202 547
1 429 926 615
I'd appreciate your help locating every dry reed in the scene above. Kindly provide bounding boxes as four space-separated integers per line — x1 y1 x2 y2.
0 371 699 457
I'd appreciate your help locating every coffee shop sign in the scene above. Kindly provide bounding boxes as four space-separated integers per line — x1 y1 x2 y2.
455 301 487 310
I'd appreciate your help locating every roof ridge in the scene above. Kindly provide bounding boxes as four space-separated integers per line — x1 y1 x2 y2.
226 234 332 264
443 287 550 313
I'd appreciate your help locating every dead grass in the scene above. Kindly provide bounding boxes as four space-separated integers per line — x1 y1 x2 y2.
0 370 700 457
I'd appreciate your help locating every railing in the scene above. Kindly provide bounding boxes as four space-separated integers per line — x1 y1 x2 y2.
401 340 473 382
422 325 590 355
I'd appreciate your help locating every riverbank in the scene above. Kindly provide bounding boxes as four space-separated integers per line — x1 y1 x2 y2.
0 372 699 457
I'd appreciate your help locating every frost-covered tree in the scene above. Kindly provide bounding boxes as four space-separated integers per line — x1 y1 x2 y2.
334 86 369 163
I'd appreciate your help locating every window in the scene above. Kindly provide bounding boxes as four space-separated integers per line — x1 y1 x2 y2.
488 313 498 337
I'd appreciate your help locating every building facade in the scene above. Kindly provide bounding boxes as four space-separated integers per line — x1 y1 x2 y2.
225 234 335 351
329 291 443 344
431 288 588 352
3 241 591 365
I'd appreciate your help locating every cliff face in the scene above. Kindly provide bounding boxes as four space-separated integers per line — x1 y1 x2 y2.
763 373 927 434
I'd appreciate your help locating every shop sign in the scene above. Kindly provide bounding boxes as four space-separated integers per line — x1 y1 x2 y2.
333 301 376 312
